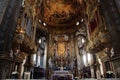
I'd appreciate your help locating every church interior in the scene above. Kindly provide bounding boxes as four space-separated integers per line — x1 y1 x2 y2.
0 0 120 79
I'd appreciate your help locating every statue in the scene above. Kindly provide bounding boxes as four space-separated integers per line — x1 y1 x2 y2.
48 57 53 69
60 65 64 71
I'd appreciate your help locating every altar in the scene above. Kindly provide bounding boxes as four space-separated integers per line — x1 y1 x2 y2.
51 70 73 80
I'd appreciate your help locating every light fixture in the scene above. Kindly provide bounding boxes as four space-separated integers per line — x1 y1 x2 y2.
33 54 36 62
43 22 46 26
76 22 79 26
39 19 42 23
38 38 41 44
82 38 85 43
83 54 87 66
19 28 25 34
87 53 92 65
81 18 84 22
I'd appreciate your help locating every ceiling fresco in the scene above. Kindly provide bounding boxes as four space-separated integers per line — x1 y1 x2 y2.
39 0 83 27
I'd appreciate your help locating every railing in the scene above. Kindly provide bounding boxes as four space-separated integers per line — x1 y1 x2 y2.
51 70 73 80
6 78 120 80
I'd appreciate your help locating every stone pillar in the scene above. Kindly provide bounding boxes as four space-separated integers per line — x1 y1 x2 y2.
100 0 120 56
20 56 27 78
74 58 78 77
93 54 97 78
90 66 95 78
0 0 22 52
111 61 117 78
18 63 22 79
0 53 13 79
102 61 106 77
0 0 23 79
40 56 44 68
96 68 101 79
43 43 47 69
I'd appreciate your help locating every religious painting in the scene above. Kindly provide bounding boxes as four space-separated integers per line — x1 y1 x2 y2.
57 42 65 56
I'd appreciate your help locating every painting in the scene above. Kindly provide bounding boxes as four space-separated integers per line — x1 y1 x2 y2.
58 42 65 56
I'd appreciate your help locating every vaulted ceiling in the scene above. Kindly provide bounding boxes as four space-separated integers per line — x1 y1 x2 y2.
38 0 85 28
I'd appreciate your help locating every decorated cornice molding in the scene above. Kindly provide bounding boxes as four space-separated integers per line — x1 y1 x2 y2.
0 51 13 61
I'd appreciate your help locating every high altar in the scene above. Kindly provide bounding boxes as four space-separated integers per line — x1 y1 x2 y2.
51 70 73 80
47 34 77 78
